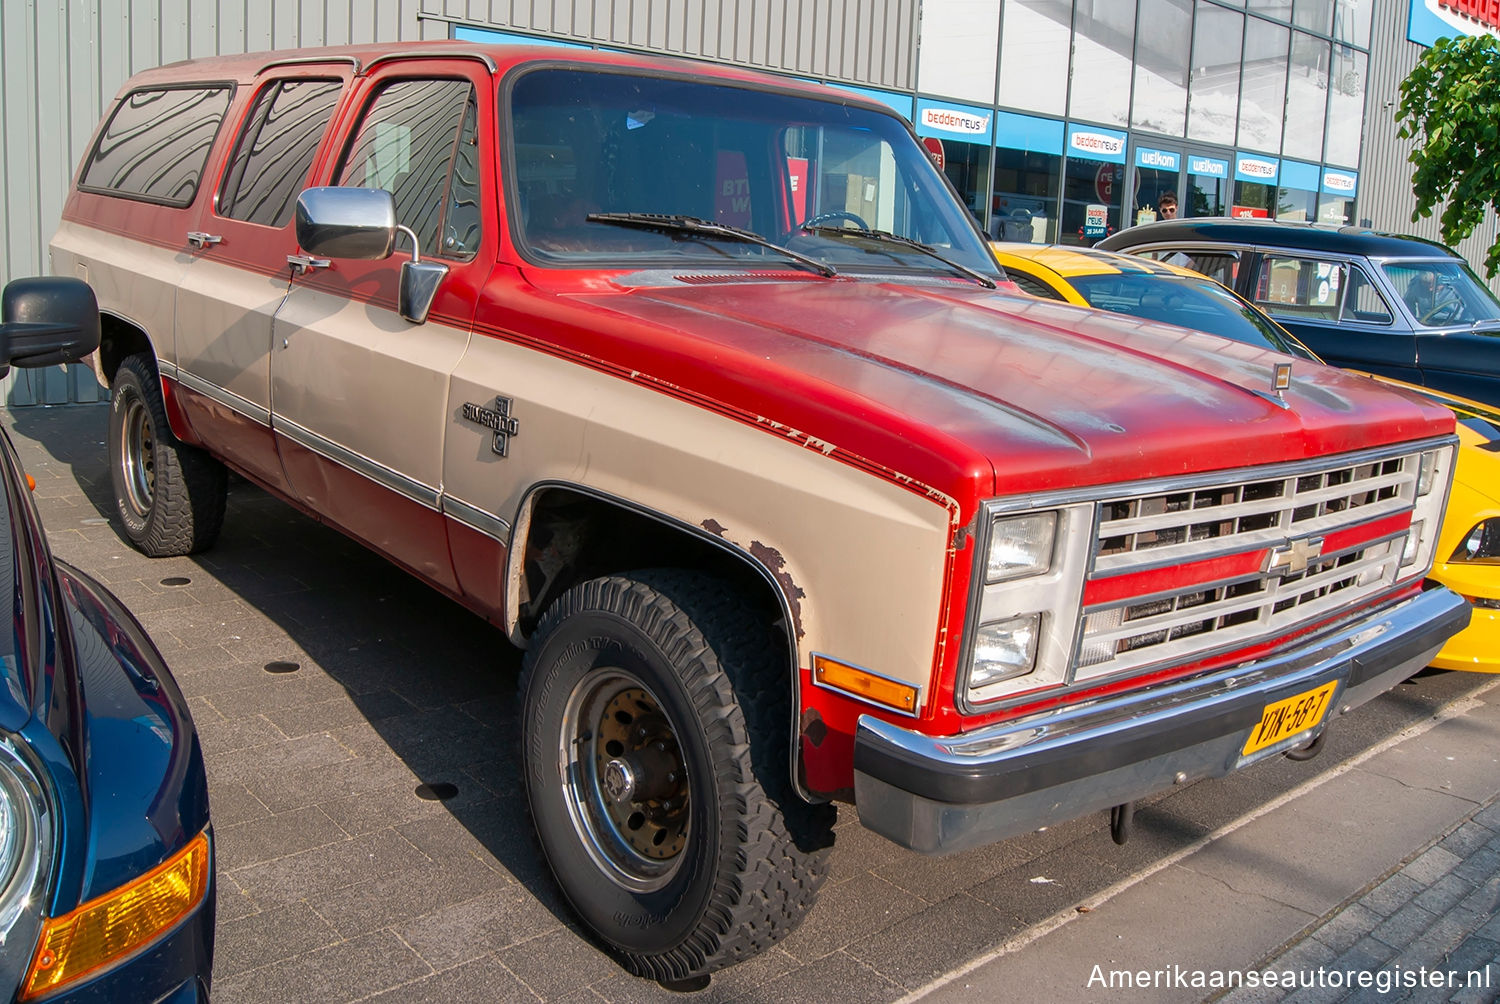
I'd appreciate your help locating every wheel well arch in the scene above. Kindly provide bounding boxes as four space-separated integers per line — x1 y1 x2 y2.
96 311 155 387
504 482 813 798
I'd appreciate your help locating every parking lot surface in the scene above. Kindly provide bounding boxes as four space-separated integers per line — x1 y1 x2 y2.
7 402 1493 1004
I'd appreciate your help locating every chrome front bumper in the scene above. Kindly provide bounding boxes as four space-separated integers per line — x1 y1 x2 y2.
853 586 1471 855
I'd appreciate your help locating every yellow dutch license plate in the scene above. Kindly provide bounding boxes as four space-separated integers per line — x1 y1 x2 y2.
1242 681 1339 756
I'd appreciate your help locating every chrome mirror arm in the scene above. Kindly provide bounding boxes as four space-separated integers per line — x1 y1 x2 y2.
395 224 421 264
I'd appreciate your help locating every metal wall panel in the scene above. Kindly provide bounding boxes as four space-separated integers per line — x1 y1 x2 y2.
1361 0 1500 294
0 0 426 405
418 0 918 86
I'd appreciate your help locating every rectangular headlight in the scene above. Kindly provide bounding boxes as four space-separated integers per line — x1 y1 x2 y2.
963 501 1093 709
987 512 1056 583
970 614 1041 690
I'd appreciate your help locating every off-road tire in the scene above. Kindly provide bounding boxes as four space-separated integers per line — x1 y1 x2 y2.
520 569 835 983
109 353 227 556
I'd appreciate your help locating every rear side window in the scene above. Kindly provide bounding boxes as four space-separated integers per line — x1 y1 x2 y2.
335 79 480 259
219 79 344 228
1253 256 1343 322
80 86 232 206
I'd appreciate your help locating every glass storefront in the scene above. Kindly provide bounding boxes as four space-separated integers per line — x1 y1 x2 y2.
997 0 1071 117
1237 17 1289 152
1069 1 1137 128
1131 147 1182 225
1233 153 1280 218
991 111 1063 242
1187 154 1231 217
1325 43 1367 168
1187 2 1244 147
915 98 994 223
463 0 1375 243
1132 0 1193 137
1277 160 1322 221
1282 31 1330 162
1062 124 1128 245
945 0 1371 235
917 0 1001 103
1319 168 1357 224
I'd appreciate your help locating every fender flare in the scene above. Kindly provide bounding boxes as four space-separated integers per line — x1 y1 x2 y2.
503 479 818 801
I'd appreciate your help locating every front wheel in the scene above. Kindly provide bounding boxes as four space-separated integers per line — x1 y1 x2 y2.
520 571 833 983
109 353 227 556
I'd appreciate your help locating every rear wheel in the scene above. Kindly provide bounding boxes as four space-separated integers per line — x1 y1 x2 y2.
520 570 833 982
109 353 226 556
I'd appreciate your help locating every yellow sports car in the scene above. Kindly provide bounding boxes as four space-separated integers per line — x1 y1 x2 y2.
992 242 1500 672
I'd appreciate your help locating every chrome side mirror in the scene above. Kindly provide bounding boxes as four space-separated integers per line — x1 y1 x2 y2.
295 187 398 260
295 187 448 325
0 277 101 377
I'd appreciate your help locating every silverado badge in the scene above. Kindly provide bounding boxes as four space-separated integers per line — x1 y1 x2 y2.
462 396 520 457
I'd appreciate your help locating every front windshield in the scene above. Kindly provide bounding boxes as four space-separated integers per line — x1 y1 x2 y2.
507 67 999 278
1068 272 1317 359
1381 260 1500 328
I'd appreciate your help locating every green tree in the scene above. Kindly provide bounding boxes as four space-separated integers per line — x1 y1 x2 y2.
1396 33 1500 276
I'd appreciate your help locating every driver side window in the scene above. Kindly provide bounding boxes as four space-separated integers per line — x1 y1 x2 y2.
336 78 480 260
1340 265 1394 325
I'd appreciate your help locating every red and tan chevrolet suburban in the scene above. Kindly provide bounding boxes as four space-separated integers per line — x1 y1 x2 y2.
50 42 1470 985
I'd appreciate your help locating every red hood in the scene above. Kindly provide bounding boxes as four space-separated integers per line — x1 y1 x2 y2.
499 270 1455 509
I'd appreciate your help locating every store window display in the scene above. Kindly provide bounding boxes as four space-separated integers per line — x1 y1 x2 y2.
915 97 994 223
1061 124 1128 245
990 111 1063 242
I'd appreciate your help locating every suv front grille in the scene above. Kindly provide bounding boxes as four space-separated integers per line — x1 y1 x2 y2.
1075 453 1418 680
1094 456 1408 572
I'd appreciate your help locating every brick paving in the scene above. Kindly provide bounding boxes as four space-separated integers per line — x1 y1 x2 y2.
7 401 1497 1004
1220 796 1500 1004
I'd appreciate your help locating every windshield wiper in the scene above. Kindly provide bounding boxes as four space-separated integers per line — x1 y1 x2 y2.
801 225 997 289
586 213 837 278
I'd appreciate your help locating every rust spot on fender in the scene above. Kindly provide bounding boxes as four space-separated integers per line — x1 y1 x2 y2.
799 708 828 747
749 540 806 640
701 518 729 539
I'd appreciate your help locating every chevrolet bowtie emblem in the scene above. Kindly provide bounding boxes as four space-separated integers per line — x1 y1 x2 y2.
461 396 520 457
1266 535 1324 576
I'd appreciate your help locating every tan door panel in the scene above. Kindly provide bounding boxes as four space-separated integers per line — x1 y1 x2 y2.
270 280 470 593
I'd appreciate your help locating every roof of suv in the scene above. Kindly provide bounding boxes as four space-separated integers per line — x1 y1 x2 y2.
117 40 870 107
1097 217 1459 260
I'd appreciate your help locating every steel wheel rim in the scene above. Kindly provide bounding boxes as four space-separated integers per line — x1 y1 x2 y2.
119 394 155 518
558 669 690 892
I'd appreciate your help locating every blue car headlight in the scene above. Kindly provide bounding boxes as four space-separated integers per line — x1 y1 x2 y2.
0 736 52 993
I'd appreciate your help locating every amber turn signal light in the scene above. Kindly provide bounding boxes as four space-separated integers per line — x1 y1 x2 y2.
812 654 918 714
21 830 211 1000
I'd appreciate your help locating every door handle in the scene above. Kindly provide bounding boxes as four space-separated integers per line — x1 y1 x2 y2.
287 254 331 275
186 232 222 249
